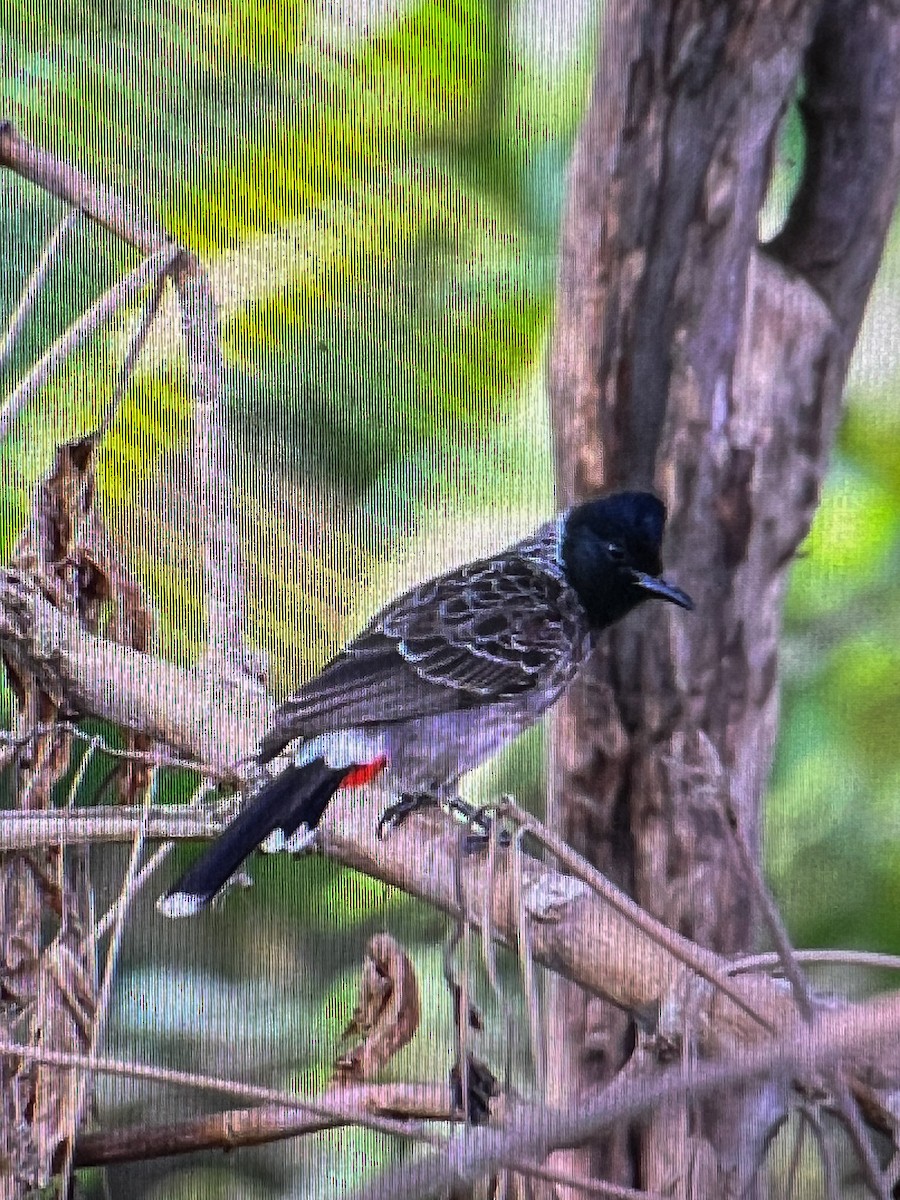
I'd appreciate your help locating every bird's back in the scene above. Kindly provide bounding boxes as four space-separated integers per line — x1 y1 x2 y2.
258 519 591 762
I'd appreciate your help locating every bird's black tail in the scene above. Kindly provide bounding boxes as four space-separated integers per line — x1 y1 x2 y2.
157 760 346 918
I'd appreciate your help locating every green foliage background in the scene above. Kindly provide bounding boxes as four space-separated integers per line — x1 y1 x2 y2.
0 1 898 1194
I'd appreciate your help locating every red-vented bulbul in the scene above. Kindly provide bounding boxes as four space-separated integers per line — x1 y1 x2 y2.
159 491 693 917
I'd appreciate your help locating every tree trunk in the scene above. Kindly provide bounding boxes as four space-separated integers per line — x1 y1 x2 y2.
546 0 900 1193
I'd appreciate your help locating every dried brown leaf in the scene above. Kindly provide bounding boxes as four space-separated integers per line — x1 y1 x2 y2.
449 1052 501 1126
0 433 154 1185
333 934 421 1084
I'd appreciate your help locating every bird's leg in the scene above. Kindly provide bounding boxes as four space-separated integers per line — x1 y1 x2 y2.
446 797 512 853
377 794 512 848
376 792 439 839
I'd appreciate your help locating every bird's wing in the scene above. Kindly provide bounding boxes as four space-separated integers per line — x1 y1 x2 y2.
258 548 589 761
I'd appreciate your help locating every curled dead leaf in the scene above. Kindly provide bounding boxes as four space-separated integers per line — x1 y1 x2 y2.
1 433 156 1187
332 933 420 1084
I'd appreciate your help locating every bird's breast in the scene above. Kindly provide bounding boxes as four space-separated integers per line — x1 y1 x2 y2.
384 697 550 795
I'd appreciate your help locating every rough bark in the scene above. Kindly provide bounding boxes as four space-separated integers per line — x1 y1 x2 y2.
547 0 900 1192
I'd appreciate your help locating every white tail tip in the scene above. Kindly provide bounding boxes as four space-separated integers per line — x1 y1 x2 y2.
156 891 207 919
260 824 315 856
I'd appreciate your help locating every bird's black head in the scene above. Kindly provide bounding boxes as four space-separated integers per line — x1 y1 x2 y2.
560 491 694 630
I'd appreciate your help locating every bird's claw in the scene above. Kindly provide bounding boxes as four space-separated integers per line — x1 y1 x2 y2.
376 793 438 839
446 797 512 854
376 794 511 850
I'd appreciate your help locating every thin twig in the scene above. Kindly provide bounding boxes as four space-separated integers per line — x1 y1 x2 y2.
830 1076 890 1199
724 801 815 1022
0 208 79 371
782 1114 807 1200
0 246 180 444
96 260 176 437
444 830 478 1124
92 777 218 940
730 949 900 975
512 825 544 1092
479 806 515 1092
800 1104 841 1200
64 735 101 811
501 797 775 1035
0 721 234 780
458 932 473 1125
57 771 158 1195
0 1041 446 1149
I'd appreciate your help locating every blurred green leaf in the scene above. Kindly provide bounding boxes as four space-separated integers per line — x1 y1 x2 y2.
785 460 898 621
771 215 900 960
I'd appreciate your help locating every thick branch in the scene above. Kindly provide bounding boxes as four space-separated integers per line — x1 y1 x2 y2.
320 792 792 1044
0 569 271 771
768 0 900 333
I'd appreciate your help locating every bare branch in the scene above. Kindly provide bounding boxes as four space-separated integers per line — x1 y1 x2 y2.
732 950 900 976
56 774 159 1195
74 1099 670 1199
830 1076 891 1200
724 802 815 1021
71 1084 455 1168
502 798 774 1037
92 778 219 941
801 1104 841 1200
0 121 168 256
0 723 234 781
511 826 545 1089
782 1116 807 1200
0 806 227 852
96 265 174 438
0 1040 445 1149
0 569 272 769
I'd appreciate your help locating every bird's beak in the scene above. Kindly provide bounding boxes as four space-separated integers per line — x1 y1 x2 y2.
631 571 694 610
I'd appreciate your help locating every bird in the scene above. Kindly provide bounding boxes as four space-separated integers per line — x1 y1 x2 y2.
158 491 693 917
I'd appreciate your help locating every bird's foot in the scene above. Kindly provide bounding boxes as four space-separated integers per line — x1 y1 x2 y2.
446 797 511 854
376 792 437 839
260 824 318 856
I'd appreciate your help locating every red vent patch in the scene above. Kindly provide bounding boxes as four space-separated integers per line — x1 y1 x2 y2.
340 755 388 789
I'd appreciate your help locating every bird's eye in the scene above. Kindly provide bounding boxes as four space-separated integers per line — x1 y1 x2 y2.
606 542 626 562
